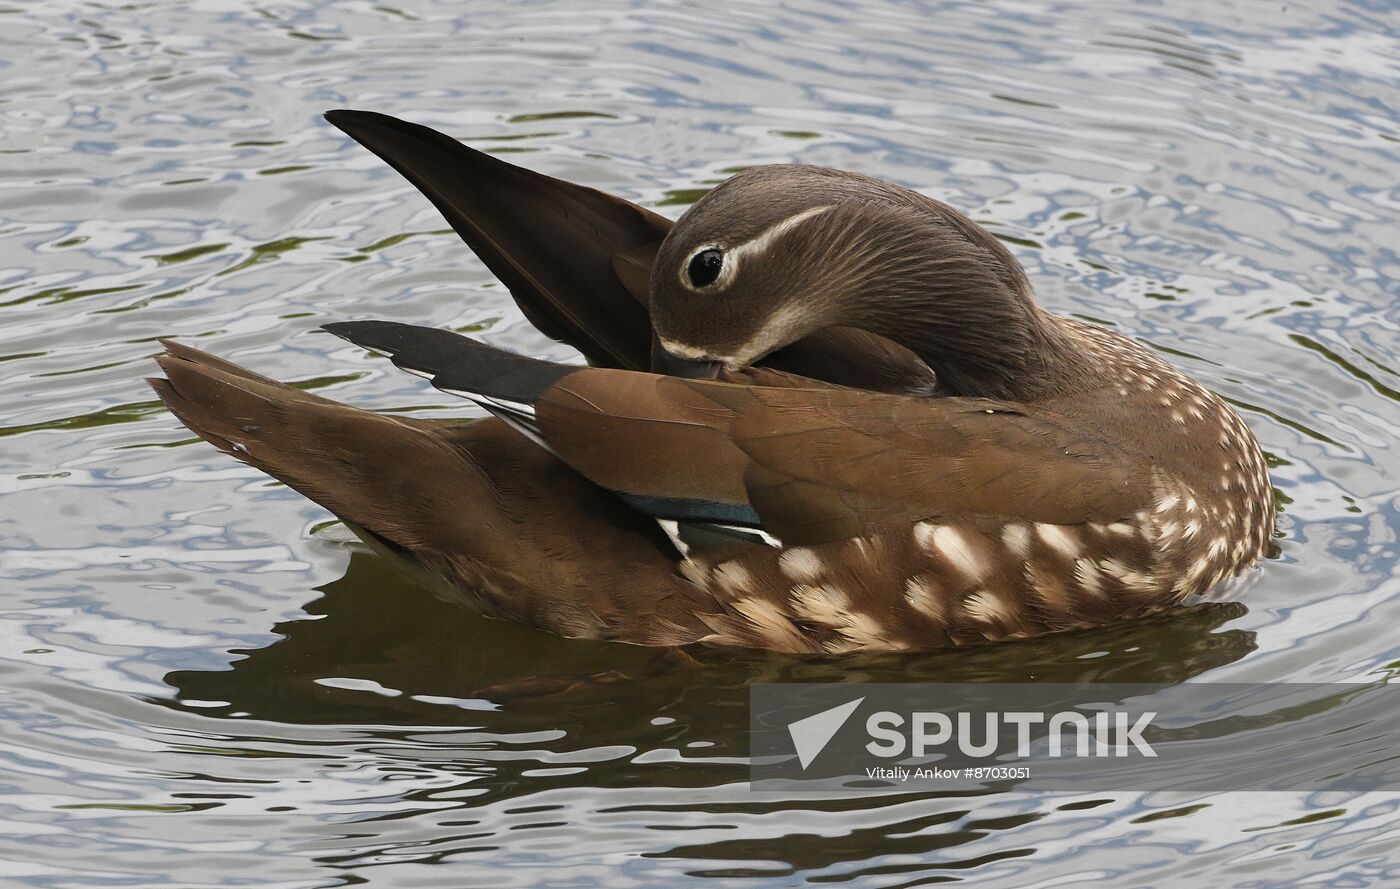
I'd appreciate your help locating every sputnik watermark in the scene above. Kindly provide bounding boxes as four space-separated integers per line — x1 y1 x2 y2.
750 683 1400 791
863 708 1157 760
787 696 863 768
865 765 1031 782
786 698 1155 777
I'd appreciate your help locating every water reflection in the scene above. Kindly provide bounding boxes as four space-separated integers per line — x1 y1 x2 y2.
153 548 1256 877
160 547 1255 723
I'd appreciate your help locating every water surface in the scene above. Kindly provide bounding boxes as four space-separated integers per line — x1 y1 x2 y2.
2 0 1399 885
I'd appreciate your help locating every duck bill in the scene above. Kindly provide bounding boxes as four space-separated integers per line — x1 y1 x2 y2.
650 340 723 379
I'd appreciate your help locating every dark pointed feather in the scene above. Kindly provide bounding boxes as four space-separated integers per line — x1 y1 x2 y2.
323 320 573 406
324 109 666 370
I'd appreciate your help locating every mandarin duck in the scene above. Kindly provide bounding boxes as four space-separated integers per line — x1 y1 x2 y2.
149 111 1274 653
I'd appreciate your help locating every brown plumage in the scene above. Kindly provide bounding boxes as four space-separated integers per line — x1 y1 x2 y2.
150 340 714 645
148 110 1274 653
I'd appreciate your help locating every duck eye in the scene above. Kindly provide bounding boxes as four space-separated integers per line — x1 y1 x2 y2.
686 248 725 288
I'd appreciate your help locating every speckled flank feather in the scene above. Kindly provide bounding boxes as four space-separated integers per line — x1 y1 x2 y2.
673 325 1273 654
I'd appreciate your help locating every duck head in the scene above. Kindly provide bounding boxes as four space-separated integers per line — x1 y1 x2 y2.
648 165 1076 400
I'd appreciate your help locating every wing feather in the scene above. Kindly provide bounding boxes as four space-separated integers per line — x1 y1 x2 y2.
535 371 1148 545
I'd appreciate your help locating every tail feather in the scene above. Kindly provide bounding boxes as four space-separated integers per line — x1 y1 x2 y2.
148 342 710 645
151 347 457 532
157 338 291 389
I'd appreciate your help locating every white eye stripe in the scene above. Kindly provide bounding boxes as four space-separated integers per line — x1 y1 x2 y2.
677 204 834 293
730 204 834 263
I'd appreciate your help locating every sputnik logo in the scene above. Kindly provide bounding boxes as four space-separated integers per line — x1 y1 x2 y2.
786 697 864 769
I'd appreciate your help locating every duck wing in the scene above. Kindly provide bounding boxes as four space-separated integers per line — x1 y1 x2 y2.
325 321 1147 547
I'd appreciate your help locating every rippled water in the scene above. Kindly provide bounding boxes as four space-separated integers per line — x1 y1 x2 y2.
3 0 1398 885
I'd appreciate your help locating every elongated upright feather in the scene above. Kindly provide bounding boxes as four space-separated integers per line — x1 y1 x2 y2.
325 109 666 370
